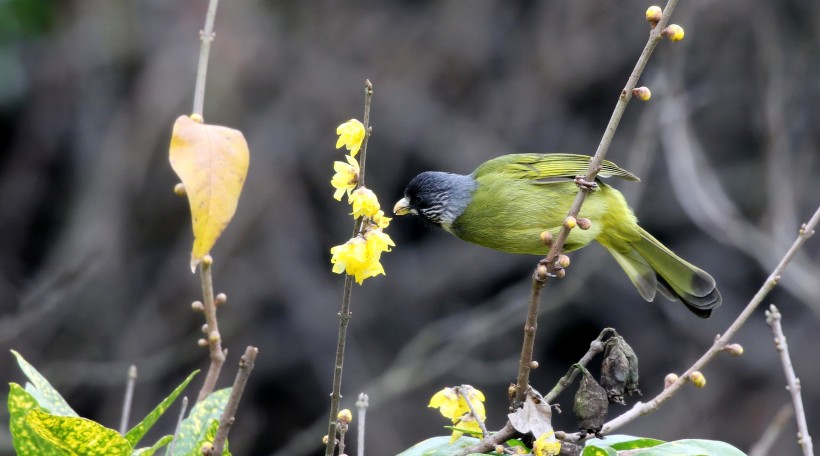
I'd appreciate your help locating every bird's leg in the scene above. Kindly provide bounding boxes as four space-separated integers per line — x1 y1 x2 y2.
574 176 598 191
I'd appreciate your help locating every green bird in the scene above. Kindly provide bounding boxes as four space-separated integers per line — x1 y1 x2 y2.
393 153 720 318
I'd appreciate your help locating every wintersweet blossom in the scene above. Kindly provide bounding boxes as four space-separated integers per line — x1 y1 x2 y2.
331 155 360 201
335 119 366 156
330 236 387 285
370 210 392 229
429 386 486 443
365 228 394 256
534 431 561 456
349 187 380 219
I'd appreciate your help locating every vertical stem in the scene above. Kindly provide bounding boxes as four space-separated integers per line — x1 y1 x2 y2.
119 365 137 434
192 0 220 117
166 397 189 456
198 260 226 403
326 80 375 456
512 0 679 407
356 393 369 456
210 346 259 455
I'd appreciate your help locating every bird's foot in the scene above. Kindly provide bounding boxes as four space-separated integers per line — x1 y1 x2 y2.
574 176 598 191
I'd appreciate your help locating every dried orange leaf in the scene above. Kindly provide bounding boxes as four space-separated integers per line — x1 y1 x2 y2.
169 115 249 272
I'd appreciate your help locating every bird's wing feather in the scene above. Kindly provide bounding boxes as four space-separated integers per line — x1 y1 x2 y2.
473 153 640 182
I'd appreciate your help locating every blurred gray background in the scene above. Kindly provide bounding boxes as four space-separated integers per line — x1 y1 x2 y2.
1 0 819 455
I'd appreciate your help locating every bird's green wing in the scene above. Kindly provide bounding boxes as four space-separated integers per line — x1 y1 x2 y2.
472 153 640 182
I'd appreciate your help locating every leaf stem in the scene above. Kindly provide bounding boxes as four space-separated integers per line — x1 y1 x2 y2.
119 365 137 434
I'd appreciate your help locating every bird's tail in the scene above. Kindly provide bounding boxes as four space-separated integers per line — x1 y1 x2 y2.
604 226 721 318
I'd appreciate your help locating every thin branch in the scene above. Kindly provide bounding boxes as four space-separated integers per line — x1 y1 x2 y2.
749 403 794 456
356 393 369 456
209 346 259 456
325 80 375 456
166 396 189 456
544 329 615 403
513 0 679 407
197 259 226 403
766 305 814 456
192 0 220 117
458 386 489 439
119 365 137 434
592 205 820 437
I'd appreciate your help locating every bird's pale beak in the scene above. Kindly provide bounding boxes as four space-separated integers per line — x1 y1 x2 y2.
393 197 413 216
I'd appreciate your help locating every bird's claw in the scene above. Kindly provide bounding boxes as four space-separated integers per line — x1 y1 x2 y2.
574 176 598 191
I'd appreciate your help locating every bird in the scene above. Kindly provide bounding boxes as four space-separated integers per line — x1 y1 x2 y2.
393 153 721 318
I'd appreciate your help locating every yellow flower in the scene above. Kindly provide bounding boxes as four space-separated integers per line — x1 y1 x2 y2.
336 119 366 157
534 431 561 456
370 210 392 229
330 236 386 284
429 386 486 443
365 229 395 256
331 155 359 201
349 187 380 219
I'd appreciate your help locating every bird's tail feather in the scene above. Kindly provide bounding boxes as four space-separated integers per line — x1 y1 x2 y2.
605 226 721 318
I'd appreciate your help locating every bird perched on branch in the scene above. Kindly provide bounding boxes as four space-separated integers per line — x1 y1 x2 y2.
393 153 721 317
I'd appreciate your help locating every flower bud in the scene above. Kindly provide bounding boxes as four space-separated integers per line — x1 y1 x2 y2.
664 373 679 389
201 323 209 333
202 254 214 266
208 331 220 343
191 300 204 312
724 343 744 357
689 371 706 388
322 435 330 444
201 442 213 453
574 367 608 437
197 338 208 347
174 183 186 196
577 218 592 230
646 6 663 23
555 267 566 279
530 361 539 369
632 87 651 101
337 409 353 424
539 230 553 246
663 24 685 42
558 255 571 268
535 264 549 281
564 216 577 230
215 293 227 306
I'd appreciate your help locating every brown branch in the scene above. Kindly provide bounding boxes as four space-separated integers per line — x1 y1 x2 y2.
513 0 680 408
209 346 259 456
458 386 489 439
192 0 220 117
749 403 794 456
325 80 374 456
592 205 820 437
197 259 226 403
766 305 814 456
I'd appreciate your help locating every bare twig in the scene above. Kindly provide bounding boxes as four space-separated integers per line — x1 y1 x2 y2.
192 0 220 117
545 329 615 403
592 205 820 438
208 346 259 456
197 259 226 403
513 0 680 407
766 305 814 456
119 365 137 434
356 393 369 456
749 403 794 456
166 396 189 456
325 80 374 456
458 386 489 439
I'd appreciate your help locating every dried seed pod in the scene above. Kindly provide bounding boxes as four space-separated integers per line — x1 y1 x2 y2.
574 366 608 437
600 335 641 404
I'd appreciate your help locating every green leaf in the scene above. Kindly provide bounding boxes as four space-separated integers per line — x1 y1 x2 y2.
582 445 618 456
26 409 132 455
7 383 61 456
625 439 747 455
124 370 199 447
396 436 482 456
11 350 78 417
170 388 232 456
131 435 174 456
584 435 665 451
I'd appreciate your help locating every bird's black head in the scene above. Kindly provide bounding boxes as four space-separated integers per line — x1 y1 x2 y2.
393 171 476 229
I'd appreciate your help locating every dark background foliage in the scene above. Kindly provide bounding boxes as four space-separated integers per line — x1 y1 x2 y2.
1 1 818 455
